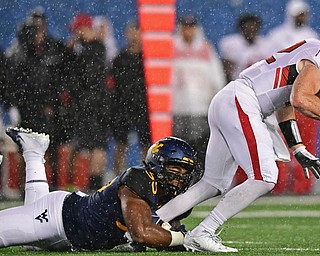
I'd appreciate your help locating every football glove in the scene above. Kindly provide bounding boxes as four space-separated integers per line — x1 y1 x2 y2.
293 146 320 179
130 242 147 252
161 222 172 230
124 233 147 252
124 231 133 243
162 222 187 235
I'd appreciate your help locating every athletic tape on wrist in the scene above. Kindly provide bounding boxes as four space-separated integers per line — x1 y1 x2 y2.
169 231 184 246
278 119 302 148
293 145 306 155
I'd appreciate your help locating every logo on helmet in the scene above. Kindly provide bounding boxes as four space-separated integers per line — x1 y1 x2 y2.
151 142 164 154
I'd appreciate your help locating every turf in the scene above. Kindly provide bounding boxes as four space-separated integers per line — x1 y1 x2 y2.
0 197 319 256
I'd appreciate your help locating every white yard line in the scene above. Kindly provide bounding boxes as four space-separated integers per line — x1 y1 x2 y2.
239 247 320 252
199 195 320 206
223 241 320 252
192 210 320 218
1 195 320 211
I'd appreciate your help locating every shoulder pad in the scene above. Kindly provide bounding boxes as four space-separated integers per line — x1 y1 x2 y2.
120 166 159 206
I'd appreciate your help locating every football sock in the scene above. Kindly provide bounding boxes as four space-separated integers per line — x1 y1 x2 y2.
214 179 275 219
193 179 274 234
23 152 49 205
191 208 226 236
156 179 220 222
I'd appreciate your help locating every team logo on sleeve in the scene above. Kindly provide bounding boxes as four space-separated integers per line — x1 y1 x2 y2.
35 209 48 223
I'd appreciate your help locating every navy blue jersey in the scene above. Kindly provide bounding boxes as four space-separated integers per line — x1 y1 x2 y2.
62 165 171 250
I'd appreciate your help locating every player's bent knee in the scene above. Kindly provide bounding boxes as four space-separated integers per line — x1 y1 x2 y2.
257 179 275 193
264 181 275 192
247 179 275 195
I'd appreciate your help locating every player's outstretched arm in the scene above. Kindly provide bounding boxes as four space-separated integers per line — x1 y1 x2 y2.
291 60 320 120
118 186 184 248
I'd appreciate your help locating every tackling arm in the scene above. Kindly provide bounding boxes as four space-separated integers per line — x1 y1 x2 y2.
291 60 320 120
118 186 184 247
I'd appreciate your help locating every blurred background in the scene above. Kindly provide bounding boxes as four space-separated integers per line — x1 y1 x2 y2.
0 0 319 199
1 0 320 51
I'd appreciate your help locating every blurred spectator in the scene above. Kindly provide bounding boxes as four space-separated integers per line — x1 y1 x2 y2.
7 6 72 189
67 13 109 190
0 48 21 200
265 0 319 195
219 13 267 82
172 15 225 173
93 16 118 67
109 21 151 175
265 0 318 54
0 48 19 137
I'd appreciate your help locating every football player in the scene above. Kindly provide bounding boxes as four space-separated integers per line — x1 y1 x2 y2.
156 38 320 252
0 127 198 251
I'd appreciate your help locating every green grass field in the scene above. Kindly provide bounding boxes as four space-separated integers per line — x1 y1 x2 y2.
0 195 319 256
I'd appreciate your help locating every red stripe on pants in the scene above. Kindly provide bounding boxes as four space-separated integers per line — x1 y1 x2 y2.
235 97 263 180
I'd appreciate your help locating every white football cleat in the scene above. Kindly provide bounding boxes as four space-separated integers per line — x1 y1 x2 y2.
6 127 50 156
184 230 238 253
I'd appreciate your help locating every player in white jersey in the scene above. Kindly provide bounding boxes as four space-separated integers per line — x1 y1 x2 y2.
155 38 320 252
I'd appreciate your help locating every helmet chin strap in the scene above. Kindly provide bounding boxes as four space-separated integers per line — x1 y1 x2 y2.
156 170 188 196
144 159 192 195
158 178 179 197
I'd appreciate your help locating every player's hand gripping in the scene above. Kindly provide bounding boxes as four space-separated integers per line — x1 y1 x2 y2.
294 146 320 179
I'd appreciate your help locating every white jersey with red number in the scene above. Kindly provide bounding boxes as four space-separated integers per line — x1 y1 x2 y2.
239 38 320 117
